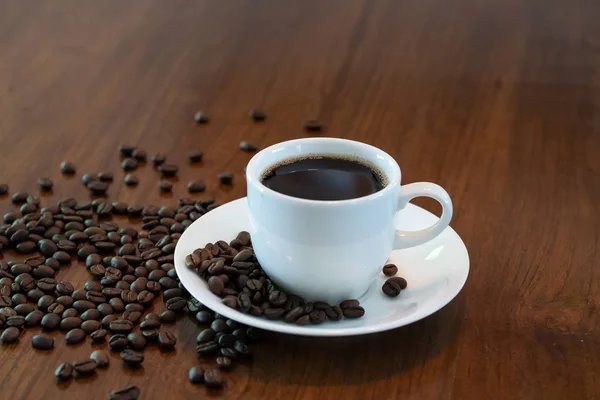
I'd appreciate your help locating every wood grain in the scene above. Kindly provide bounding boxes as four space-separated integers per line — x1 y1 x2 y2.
1 0 599 399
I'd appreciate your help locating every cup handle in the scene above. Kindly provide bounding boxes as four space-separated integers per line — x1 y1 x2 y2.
394 182 453 249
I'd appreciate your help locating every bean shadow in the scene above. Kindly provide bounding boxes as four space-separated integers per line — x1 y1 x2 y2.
249 295 464 386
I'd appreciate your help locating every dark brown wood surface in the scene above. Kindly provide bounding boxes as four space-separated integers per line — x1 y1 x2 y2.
1 1 599 399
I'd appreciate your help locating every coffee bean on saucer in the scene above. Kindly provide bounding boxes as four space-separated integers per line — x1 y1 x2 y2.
132 149 146 162
122 158 138 171
37 178 54 191
382 278 402 297
188 151 203 163
152 153 166 166
109 385 140 400
239 141 258 152
204 368 224 388
60 162 76 174
388 276 408 290
341 304 365 318
0 184 8 195
124 174 139 186
120 349 144 366
90 350 110 368
208 276 224 296
218 173 233 185
249 109 266 121
55 362 73 380
303 119 323 132
194 111 209 124
158 164 178 178
187 181 206 193
382 263 398 277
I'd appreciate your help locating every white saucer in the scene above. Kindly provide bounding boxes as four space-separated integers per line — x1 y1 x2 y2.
175 197 469 337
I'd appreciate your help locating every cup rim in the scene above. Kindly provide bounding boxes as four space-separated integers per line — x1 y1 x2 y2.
246 137 401 206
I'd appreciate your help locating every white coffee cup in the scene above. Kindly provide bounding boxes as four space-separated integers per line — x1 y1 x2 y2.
246 137 453 305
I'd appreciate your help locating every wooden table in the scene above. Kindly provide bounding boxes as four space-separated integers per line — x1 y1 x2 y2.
1 1 598 399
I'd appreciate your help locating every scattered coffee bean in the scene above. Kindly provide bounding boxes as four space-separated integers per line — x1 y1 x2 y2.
32 333 54 350
303 119 323 132
60 162 76 175
382 263 398 277
204 368 224 388
158 164 178 177
66 328 86 344
188 151 203 163
90 350 110 368
127 332 147 350
109 334 129 351
0 326 20 343
55 362 74 380
73 359 97 376
124 174 139 186
151 153 166 166
37 178 54 191
249 109 266 121
240 141 258 152
0 183 8 195
90 329 108 342
119 145 136 157
158 331 177 350
218 173 233 185
88 181 109 195
194 111 209 124
120 349 144 366
159 181 173 193
109 385 140 400
160 310 176 323
187 181 206 193
121 158 138 171
132 149 146 162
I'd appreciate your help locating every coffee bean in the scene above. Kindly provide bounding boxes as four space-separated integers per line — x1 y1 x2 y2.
204 368 224 388
339 299 360 309
16 241 36 254
388 276 408 290
239 141 258 152
109 385 140 400
263 307 285 320
194 111 209 124
208 276 224 296
222 295 237 309
90 329 108 342
342 305 365 318
60 316 82 331
158 181 173 193
160 310 176 323
55 362 73 380
196 328 216 344
127 332 147 350
158 331 177 350
60 161 76 174
217 333 235 348
73 300 96 313
48 303 65 315
124 174 139 187
211 319 230 333
41 313 61 330
82 320 102 334
216 356 232 370
56 281 74 295
303 119 323 132
187 365 205 385
249 109 266 121
0 326 20 343
382 263 398 277
296 315 311 325
110 319 134 333
90 350 110 368
158 164 178 177
37 277 56 292
25 310 44 327
324 305 343 321
132 149 146 162
119 145 136 157
120 349 144 366
38 178 54 191
53 251 71 264
196 341 219 355
0 183 8 195
382 278 402 297
38 295 55 310
109 334 129 351
66 328 86 345
82 173 97 185
166 296 186 311
188 151 203 163
218 173 233 185
62 308 78 319
73 359 97 376
283 306 304 323
187 180 206 193
121 158 138 171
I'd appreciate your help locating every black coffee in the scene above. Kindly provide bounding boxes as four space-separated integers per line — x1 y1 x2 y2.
262 156 385 201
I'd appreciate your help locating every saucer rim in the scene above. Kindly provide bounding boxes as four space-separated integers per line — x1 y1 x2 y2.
174 197 469 337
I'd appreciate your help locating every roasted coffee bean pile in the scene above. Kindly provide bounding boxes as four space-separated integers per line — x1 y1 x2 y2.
186 231 366 324
0 193 261 396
